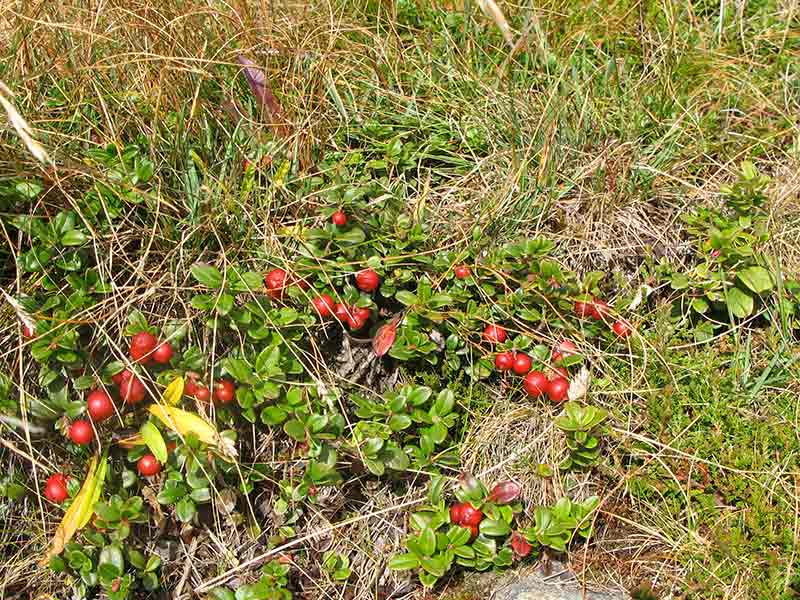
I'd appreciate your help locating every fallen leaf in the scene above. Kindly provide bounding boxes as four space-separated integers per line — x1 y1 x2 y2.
40 453 108 565
373 314 401 357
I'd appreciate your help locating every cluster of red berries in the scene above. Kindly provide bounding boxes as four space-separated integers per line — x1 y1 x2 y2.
482 295 633 402
575 298 631 338
56 332 178 500
489 331 572 403
449 502 483 538
309 267 380 331
185 372 236 405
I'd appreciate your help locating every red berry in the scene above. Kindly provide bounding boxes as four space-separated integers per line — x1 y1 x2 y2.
551 340 577 363
68 419 93 445
331 210 347 226
355 269 380 293
152 341 173 364
454 265 471 279
613 319 632 338
130 332 157 364
120 375 146 405
137 454 161 477
348 314 367 330
333 303 352 323
311 294 335 318
111 369 132 386
482 324 507 344
44 473 68 503
22 324 35 338
185 378 198 397
213 379 236 404
590 299 610 320
449 503 465 524
460 503 483 526
468 524 479 540
574 300 594 318
523 371 548 398
494 352 514 371
551 366 569 380
265 268 288 299
195 386 210 403
353 306 372 321
512 353 532 375
547 377 569 403
87 390 115 422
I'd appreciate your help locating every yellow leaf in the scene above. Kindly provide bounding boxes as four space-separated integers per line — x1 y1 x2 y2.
80 457 108 528
148 404 237 459
162 376 184 406
40 453 108 565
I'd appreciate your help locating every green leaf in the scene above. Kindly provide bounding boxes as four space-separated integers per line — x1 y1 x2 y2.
139 422 167 464
419 528 436 557
222 358 253 383
453 545 475 559
726 286 754 319
261 406 288 425
156 482 187 504
61 230 88 246
190 487 211 503
431 389 454 416
190 263 223 288
447 526 471 546
419 572 439 588
216 293 234 316
98 544 124 578
737 266 773 294
144 554 162 573
175 497 196 522
670 273 689 290
690 297 710 314
388 553 420 570
479 519 510 536
427 294 453 308
283 419 306 441
388 414 412 432
395 291 418 306
420 556 446 577
335 227 366 244
209 588 236 600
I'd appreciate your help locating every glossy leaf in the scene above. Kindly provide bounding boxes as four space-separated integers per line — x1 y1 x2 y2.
139 421 167 464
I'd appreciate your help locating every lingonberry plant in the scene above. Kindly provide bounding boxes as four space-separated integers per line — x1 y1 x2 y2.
2 128 646 599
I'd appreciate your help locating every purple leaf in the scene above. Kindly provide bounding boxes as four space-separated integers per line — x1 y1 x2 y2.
237 55 287 134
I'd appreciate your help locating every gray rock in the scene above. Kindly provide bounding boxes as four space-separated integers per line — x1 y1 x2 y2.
459 561 628 600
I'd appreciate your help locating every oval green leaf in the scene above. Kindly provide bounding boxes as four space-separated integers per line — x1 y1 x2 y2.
139 421 168 464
